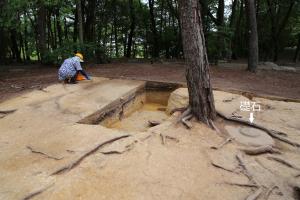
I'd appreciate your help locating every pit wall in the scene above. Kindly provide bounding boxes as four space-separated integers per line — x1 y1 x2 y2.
78 81 180 127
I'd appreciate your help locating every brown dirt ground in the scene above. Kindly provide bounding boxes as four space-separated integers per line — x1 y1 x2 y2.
0 62 299 103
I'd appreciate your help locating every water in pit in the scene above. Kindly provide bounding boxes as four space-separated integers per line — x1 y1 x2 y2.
102 91 171 132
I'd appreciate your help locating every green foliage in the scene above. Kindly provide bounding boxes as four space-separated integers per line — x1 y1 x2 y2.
0 0 300 63
43 42 107 65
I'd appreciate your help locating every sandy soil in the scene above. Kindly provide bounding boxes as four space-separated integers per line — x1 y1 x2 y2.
0 78 299 200
0 62 299 103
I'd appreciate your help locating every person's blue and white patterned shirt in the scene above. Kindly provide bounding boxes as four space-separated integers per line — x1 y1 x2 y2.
58 56 82 81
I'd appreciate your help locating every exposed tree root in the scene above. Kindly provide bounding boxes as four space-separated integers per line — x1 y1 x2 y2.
0 109 17 119
51 135 130 175
165 135 179 143
174 107 194 129
217 111 300 148
267 156 300 171
246 187 263 200
240 145 282 155
160 133 166 145
160 134 179 145
148 120 161 127
101 151 123 155
22 183 54 200
0 109 17 114
209 119 223 136
222 181 258 188
170 107 186 115
264 185 278 199
27 146 63 160
211 161 237 174
181 114 193 129
211 137 234 150
176 107 191 123
236 152 258 185
294 173 300 178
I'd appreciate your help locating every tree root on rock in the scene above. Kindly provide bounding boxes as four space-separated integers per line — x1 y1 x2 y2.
0 109 17 114
160 133 179 145
0 109 17 119
267 156 300 171
209 119 223 136
22 183 54 200
211 137 234 150
236 152 258 185
27 146 63 160
264 185 279 199
160 133 166 145
211 161 238 174
294 173 300 178
170 107 187 115
222 181 259 188
51 135 130 175
217 111 300 148
181 114 193 129
174 107 193 129
148 120 161 127
240 145 282 155
246 187 263 200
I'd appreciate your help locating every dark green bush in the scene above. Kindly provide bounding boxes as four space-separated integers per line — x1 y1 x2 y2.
43 42 108 65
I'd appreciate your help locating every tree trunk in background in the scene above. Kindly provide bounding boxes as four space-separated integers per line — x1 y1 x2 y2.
178 0 216 124
294 34 300 63
0 0 6 63
216 0 224 60
47 11 55 49
216 0 224 26
23 23 30 61
114 20 119 57
19 33 25 61
126 0 136 58
37 0 47 62
76 0 84 44
10 28 21 62
73 8 78 42
64 17 68 40
84 0 96 42
149 0 159 58
0 27 5 62
55 8 63 47
267 0 295 62
246 0 258 72
229 0 237 28
273 1 294 62
113 1 119 57
232 0 244 59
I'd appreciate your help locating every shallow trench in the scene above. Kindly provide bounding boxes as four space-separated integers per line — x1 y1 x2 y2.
78 82 180 132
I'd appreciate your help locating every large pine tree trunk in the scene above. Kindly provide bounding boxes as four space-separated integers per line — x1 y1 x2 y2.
178 0 216 124
246 0 258 72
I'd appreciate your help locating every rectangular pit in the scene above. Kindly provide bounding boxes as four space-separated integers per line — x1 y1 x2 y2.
78 82 181 132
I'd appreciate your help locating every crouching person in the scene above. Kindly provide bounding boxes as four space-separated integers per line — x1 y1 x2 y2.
58 53 91 84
